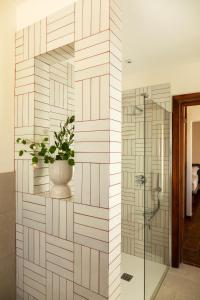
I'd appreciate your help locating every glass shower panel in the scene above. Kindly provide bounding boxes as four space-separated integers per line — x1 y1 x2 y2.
121 90 145 300
144 92 171 300
121 84 171 300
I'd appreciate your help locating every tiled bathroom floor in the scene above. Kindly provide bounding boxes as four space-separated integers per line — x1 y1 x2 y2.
155 264 200 300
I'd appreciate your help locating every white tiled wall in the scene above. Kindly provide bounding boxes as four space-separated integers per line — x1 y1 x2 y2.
122 84 170 265
15 1 122 299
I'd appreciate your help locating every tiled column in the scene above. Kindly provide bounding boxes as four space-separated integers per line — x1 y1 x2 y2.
74 0 122 299
15 1 122 299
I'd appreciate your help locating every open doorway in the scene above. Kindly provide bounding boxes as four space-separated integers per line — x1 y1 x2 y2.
172 93 200 268
183 108 200 267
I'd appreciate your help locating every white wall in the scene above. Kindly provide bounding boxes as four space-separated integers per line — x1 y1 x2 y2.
16 0 75 30
0 1 15 173
123 60 200 96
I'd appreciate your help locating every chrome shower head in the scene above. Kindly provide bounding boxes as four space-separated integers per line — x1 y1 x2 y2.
141 92 151 100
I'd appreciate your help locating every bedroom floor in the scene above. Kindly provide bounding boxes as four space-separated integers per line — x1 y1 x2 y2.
155 263 200 300
183 192 200 267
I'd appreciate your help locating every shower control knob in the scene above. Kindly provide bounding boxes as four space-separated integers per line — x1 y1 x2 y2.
135 175 145 185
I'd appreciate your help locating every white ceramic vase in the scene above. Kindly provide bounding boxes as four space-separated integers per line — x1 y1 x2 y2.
49 160 73 199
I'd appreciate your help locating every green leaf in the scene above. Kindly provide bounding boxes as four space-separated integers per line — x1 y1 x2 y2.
16 138 21 143
22 139 27 145
32 156 38 164
62 142 69 151
71 150 75 157
19 150 24 156
38 148 47 156
69 115 75 123
49 145 56 154
43 137 48 142
44 156 49 164
63 153 69 160
30 143 35 150
68 158 75 166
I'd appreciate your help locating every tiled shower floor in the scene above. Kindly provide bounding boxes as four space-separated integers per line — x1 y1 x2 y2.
121 253 167 300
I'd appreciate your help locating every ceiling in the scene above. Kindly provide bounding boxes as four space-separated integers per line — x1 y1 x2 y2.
122 0 200 73
16 0 200 74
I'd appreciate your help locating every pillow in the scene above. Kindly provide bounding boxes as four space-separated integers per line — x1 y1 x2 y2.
192 166 199 175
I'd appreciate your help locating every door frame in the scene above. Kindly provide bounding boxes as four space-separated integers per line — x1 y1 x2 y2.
172 92 200 267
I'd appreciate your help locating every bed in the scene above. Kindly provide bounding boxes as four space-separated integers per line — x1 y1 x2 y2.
192 164 200 194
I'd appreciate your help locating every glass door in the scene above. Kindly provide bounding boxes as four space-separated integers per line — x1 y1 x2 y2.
144 86 171 299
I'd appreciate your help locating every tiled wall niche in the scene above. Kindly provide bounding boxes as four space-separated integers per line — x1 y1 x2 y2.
122 84 170 265
15 45 75 194
15 1 122 300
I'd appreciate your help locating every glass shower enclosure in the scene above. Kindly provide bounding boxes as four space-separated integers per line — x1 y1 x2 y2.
121 83 171 300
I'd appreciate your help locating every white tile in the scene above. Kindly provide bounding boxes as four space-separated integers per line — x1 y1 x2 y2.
67 202 74 241
46 234 73 252
52 198 59 236
100 0 109 31
76 41 109 61
74 203 108 219
47 4 74 24
24 267 46 287
47 262 73 281
47 271 53 300
83 79 91 120
91 0 101 34
47 23 74 43
28 228 34 261
75 0 83 41
59 200 67 239
47 33 74 52
83 0 92 38
100 75 109 119
48 13 74 34
74 224 108 242
24 275 45 295
74 163 82 203
41 18 47 53
100 164 109 208
47 252 73 271
91 164 100 206
24 259 46 277
16 192 23 224
81 246 90 288
74 284 107 300
28 24 35 58
34 21 41 56
90 249 99 293
60 277 67 300
82 163 91 205
74 233 108 253
74 243 82 284
75 63 109 81
91 77 100 120
75 53 109 72
100 252 109 297
75 213 108 231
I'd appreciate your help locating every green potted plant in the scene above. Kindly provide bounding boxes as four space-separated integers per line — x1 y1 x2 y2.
17 115 75 199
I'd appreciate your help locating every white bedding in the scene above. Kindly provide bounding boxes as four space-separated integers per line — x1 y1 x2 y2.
192 174 199 193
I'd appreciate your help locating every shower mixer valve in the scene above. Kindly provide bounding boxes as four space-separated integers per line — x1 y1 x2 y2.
135 175 145 186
